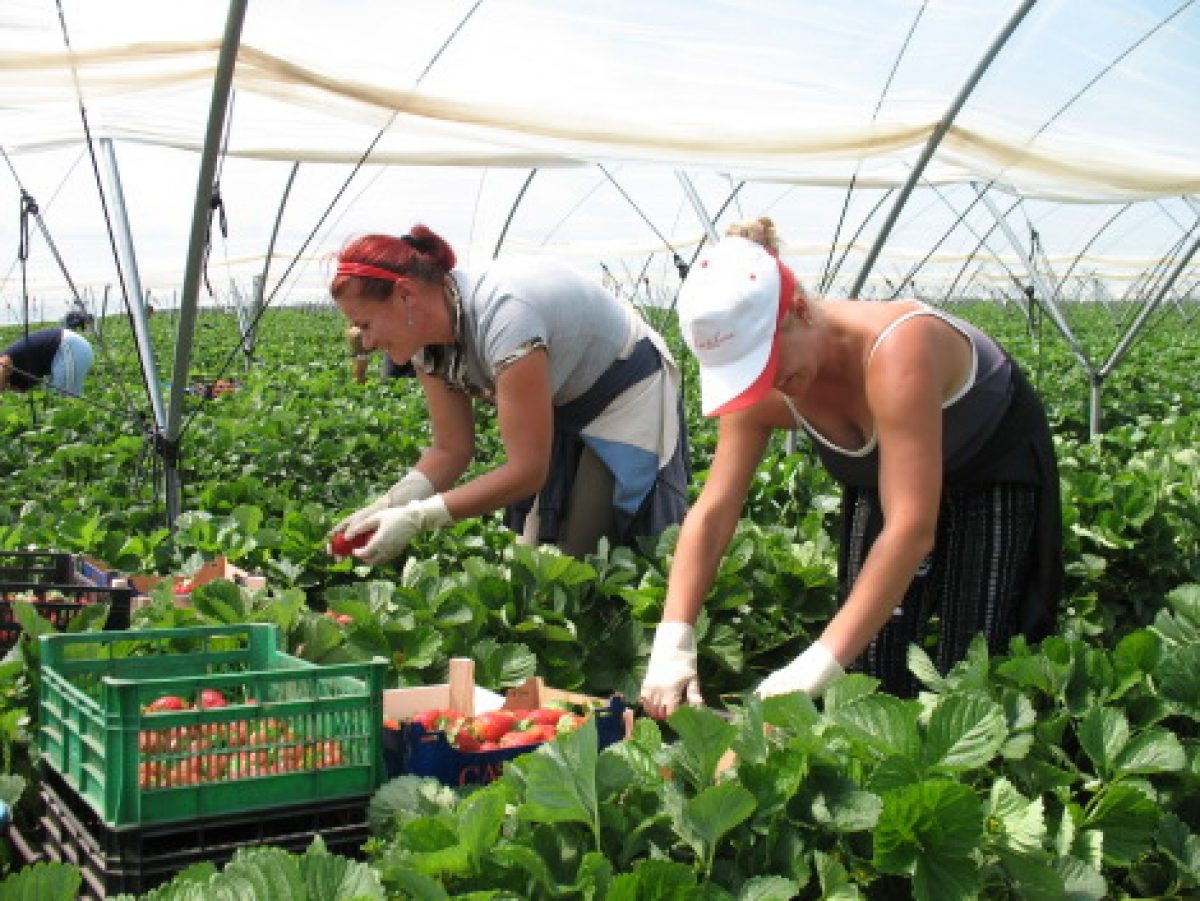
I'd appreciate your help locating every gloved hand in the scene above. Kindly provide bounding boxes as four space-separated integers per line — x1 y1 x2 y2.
755 641 845 700
330 470 435 540
348 495 453 565
639 622 704 719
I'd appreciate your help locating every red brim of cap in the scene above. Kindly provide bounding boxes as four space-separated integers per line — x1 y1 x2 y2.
707 332 780 416
705 261 795 417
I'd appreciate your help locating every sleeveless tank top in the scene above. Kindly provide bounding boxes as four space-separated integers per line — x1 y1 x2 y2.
780 305 1012 487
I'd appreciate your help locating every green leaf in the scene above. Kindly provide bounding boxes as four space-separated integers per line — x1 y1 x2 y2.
812 850 863 900
1052 856 1107 901
0 861 82 901
1112 726 1185 776
455 786 507 868
992 848 1066 901
867 755 923 794
368 775 460 834
1156 812 1200 882
922 693 1007 771
736 748 806 820
605 858 696 900
828 694 921 759
806 769 881 833
299 836 386 899
511 716 599 837
1153 642 1200 710
1153 584 1200 646
378 869 449 900
669 781 757 870
0 773 26 806
912 852 981 901
699 624 746 679
1083 784 1159 866
822 673 880 709
487 844 557 895
985 778 1045 857
737 876 802 900
759 690 822 734
191 579 249 624
472 639 538 689
1077 708 1128 779
664 705 737 789
218 845 306 898
907 644 949 693
873 780 982 879
998 690 1037 760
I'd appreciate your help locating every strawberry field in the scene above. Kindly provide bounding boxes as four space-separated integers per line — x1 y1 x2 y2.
0 302 1196 899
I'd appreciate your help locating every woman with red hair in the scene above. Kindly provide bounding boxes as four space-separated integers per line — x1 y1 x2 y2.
327 225 689 564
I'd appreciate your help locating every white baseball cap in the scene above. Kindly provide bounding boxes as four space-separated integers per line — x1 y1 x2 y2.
677 236 795 416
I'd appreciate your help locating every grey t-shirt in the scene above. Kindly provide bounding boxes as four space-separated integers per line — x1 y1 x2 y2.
419 257 648 405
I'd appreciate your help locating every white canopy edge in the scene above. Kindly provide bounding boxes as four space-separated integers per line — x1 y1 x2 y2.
2 41 1197 204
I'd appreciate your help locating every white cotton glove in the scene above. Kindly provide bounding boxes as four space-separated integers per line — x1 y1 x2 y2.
639 622 704 719
348 495 453 566
755 641 845 700
330 471 435 539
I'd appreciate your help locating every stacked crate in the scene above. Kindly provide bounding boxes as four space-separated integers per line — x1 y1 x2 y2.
0 550 131 653
34 623 387 897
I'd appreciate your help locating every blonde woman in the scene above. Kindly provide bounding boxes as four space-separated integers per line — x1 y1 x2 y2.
641 218 1061 714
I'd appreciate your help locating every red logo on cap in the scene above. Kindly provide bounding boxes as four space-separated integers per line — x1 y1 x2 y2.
696 330 734 351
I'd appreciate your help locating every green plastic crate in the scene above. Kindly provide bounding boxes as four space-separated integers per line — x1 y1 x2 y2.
38 623 387 828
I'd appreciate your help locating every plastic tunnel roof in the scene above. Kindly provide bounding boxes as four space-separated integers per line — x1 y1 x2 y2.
1 0 1198 305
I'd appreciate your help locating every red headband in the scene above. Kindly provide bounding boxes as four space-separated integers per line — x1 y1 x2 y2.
336 261 401 282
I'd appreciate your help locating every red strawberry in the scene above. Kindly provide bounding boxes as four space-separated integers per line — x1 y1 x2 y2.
454 729 482 752
145 695 189 713
330 530 374 558
197 688 227 708
528 707 567 726
410 709 444 731
498 729 543 749
469 710 517 742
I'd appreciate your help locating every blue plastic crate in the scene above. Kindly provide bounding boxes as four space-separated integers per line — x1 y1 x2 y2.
383 696 628 787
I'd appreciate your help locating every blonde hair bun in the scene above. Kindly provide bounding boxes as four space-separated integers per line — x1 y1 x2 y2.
725 217 780 253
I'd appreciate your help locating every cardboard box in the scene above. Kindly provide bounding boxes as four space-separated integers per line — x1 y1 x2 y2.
383 658 505 722
381 658 631 787
120 556 267 612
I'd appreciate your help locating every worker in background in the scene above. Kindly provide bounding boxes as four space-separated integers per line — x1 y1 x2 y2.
0 327 95 397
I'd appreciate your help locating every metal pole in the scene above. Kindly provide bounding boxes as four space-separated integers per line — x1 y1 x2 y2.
164 0 248 528
248 160 301 357
493 169 538 260
973 184 1094 376
1099 220 1200 379
850 0 1036 297
98 138 166 428
675 170 720 244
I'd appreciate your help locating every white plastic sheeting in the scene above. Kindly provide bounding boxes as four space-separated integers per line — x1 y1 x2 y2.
0 0 1197 306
